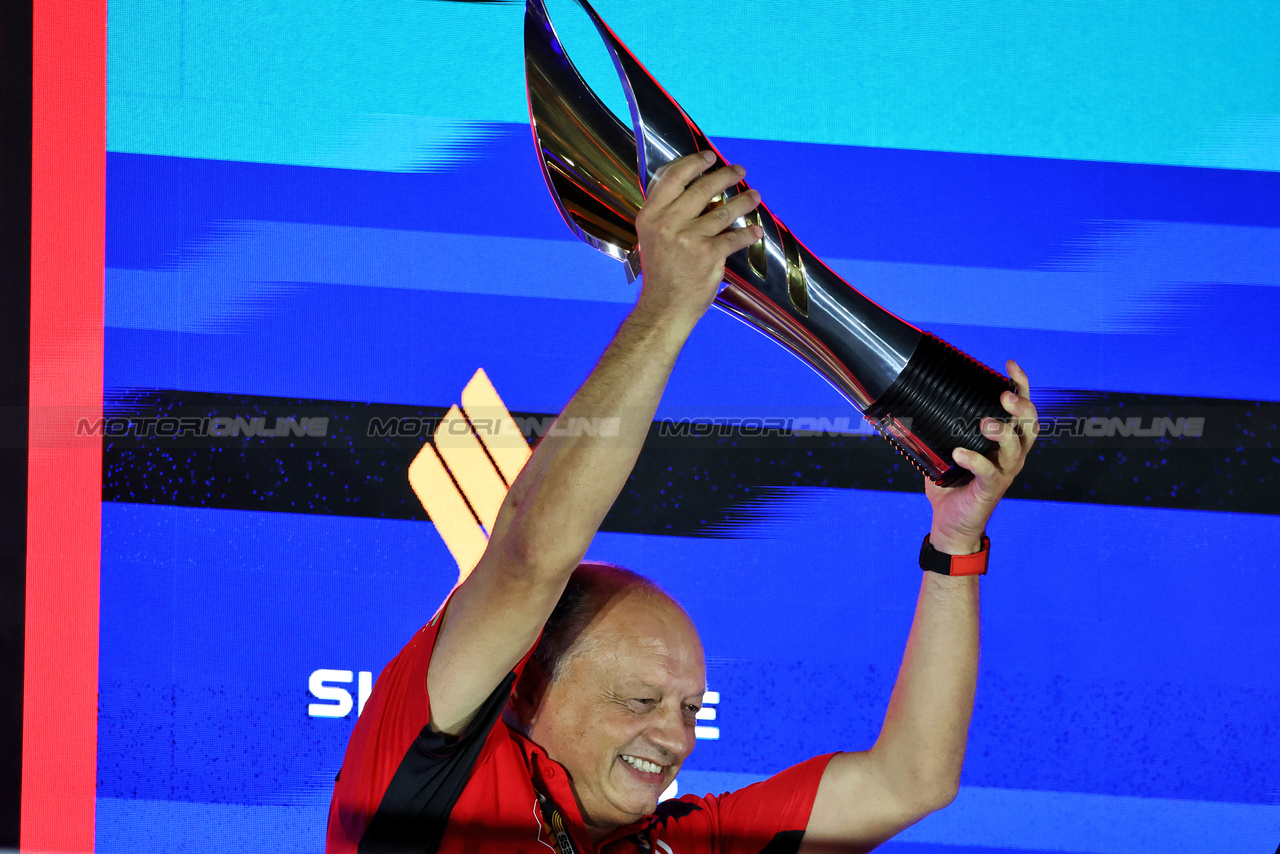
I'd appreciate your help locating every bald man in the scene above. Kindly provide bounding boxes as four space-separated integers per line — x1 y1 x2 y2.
326 152 1039 853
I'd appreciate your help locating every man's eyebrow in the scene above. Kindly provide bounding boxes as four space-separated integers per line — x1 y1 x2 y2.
618 680 703 700
620 681 661 693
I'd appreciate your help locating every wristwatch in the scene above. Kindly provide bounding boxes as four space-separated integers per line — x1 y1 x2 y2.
919 533 990 576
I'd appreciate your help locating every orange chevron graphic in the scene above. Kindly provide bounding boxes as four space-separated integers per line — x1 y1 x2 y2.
408 369 532 582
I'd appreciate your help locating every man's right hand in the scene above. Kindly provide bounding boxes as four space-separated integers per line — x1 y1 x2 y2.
633 151 763 332
424 151 763 737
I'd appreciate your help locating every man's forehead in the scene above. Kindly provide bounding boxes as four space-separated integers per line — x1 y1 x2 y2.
593 631 705 689
615 635 701 667
591 597 701 653
571 582 705 676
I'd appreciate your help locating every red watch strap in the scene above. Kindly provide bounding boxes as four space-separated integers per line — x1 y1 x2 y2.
947 535 990 576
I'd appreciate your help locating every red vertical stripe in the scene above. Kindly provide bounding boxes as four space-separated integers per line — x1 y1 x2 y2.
24 1 106 850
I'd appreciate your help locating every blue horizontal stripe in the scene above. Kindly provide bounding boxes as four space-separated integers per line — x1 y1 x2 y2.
106 141 1280 273
104 218 1280 336
104 284 1280 409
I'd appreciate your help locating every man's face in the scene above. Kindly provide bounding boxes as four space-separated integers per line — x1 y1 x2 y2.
527 590 706 837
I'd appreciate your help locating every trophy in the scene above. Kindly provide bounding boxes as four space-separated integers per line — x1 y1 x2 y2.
525 0 1016 486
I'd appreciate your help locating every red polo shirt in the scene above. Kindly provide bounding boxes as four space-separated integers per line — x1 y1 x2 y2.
326 600 833 854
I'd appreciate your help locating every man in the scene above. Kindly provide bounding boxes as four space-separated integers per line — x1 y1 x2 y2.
326 151 1039 853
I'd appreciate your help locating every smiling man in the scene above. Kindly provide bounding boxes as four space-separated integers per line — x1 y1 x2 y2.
326 152 1038 853
512 565 706 822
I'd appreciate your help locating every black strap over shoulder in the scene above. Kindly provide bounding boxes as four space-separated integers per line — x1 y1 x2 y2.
358 671 518 854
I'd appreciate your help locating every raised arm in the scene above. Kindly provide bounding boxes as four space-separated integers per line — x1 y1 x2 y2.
802 363 1039 852
426 152 764 735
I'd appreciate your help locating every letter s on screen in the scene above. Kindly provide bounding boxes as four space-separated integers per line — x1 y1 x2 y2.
309 669 354 718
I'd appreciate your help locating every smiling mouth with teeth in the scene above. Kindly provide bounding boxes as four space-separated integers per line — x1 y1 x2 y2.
620 755 665 775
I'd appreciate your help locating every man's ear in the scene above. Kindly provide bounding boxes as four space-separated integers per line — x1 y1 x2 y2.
508 661 550 731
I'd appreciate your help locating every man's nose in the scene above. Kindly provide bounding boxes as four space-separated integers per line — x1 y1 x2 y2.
645 705 690 759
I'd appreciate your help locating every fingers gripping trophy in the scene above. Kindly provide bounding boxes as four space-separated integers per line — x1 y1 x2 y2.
525 0 1023 487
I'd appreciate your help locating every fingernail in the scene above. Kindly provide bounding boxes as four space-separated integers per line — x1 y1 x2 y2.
701 151 715 163
735 164 746 176
752 225 764 238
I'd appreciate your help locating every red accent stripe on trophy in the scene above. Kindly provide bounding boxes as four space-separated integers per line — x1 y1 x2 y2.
24 0 106 849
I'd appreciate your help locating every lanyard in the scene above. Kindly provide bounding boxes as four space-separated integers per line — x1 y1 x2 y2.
534 788 653 853
536 791 578 854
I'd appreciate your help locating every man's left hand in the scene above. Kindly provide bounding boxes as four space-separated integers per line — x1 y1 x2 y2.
924 360 1038 554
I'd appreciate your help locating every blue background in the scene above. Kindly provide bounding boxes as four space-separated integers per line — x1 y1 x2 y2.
99 1 1280 851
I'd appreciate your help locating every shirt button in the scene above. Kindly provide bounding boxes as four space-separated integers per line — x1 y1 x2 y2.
546 767 555 777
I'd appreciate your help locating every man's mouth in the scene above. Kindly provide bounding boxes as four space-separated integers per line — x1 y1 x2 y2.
619 754 666 777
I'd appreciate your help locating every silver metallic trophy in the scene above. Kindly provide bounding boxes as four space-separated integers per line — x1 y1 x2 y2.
525 0 1016 486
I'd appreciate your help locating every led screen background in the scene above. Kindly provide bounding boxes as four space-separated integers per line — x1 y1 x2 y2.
79 0 1280 851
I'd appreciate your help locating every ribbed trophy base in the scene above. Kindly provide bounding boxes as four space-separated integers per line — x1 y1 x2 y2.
865 333 1019 487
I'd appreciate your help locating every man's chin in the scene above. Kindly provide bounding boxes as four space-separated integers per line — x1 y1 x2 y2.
605 776 663 821
612 788 660 821
584 798 652 835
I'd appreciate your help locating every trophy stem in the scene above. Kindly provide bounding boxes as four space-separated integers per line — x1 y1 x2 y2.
865 334 1018 487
